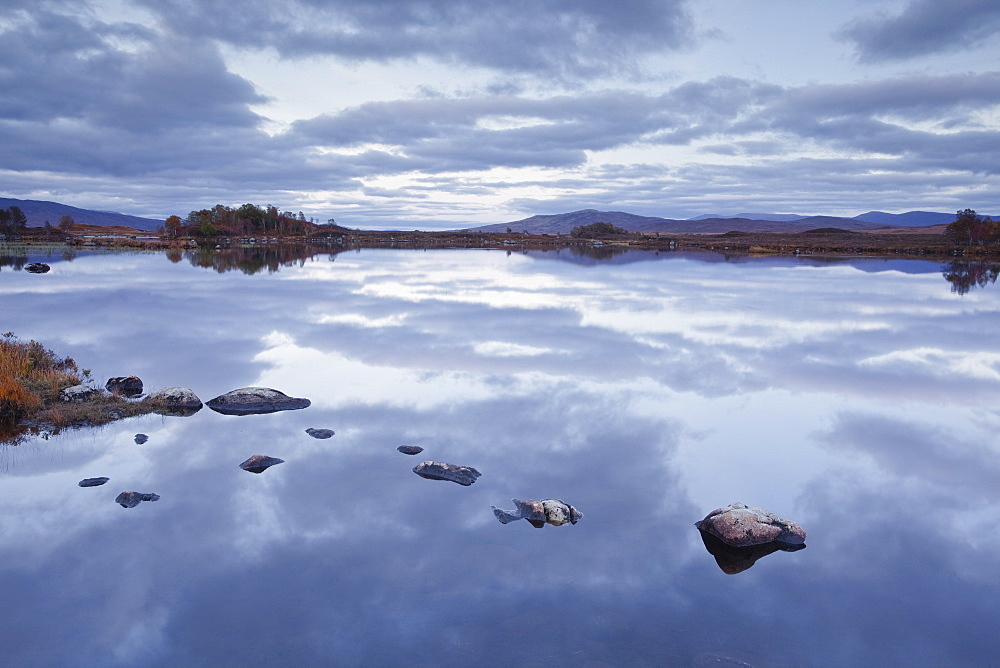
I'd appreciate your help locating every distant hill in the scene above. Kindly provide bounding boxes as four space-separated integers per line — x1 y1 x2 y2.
688 212 807 222
853 211 957 227
0 197 164 231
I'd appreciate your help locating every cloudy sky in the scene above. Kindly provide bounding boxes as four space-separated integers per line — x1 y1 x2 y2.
2 0 999 229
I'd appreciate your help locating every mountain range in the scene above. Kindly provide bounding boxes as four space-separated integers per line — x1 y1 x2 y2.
0 197 164 231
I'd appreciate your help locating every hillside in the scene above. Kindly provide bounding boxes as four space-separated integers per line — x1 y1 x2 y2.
0 197 164 231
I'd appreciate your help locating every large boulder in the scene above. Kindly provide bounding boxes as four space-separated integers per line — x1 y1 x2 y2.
115 491 160 508
59 384 100 403
695 502 806 547
145 387 202 416
412 461 481 486
239 454 285 473
206 387 310 415
106 375 143 397
492 498 583 528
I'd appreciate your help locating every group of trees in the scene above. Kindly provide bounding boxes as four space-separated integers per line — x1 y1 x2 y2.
570 222 629 238
0 206 74 239
164 203 331 238
945 209 998 246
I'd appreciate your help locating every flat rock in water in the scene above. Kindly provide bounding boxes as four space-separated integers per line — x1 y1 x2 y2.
397 445 424 455
412 461 481 486
146 387 202 416
695 502 806 547
306 428 334 439
115 491 160 508
106 375 143 397
239 454 285 473
207 387 311 415
492 498 583 527
78 477 109 487
134 433 148 444
25 263 50 273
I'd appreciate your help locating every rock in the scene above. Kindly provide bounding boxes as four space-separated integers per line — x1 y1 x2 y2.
397 445 424 455
24 263 50 273
206 387 311 415
59 384 100 402
306 428 335 439
134 433 148 444
106 375 143 397
115 491 160 508
695 502 806 547
145 387 202 416
412 461 481 486
78 477 109 487
239 454 285 473
698 529 806 575
492 498 582 528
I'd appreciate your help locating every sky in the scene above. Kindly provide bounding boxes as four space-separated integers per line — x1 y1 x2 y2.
2 0 1000 229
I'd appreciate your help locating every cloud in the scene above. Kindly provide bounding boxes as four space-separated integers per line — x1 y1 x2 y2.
839 0 1000 62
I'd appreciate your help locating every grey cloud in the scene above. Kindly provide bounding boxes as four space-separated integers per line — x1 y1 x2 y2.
839 0 1000 62
137 0 695 79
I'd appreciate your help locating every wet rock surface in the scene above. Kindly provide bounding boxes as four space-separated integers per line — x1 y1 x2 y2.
412 461 481 486
305 428 334 439
146 387 202 416
134 433 148 444
695 502 806 547
207 387 311 415
59 384 100 403
492 498 583 528
25 263 50 273
115 491 160 508
697 529 806 574
397 445 424 455
106 375 143 397
239 454 285 473
78 477 109 487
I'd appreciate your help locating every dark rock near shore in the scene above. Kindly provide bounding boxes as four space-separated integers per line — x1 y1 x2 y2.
207 387 311 415
412 461 481 486
78 477 109 487
59 384 100 402
492 498 583 527
115 491 160 508
134 433 148 444
695 502 806 547
25 263 50 273
106 375 143 397
146 387 202 416
239 454 285 473
305 428 334 439
397 445 424 455
698 529 806 574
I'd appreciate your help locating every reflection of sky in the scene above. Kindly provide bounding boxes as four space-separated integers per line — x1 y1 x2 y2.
2 249 999 665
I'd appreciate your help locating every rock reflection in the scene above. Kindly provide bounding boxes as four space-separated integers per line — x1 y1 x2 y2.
698 529 806 574
942 260 1000 295
239 455 284 473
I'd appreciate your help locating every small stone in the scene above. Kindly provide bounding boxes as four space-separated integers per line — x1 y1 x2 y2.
397 445 424 455
24 263 50 273
239 454 285 473
134 434 148 444
78 477 109 487
412 461 481 486
491 498 582 528
306 428 335 439
115 491 160 508
106 375 143 397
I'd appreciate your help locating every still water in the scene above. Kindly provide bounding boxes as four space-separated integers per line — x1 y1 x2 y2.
2 246 999 666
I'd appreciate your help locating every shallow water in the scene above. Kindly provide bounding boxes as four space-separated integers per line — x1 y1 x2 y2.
2 247 999 666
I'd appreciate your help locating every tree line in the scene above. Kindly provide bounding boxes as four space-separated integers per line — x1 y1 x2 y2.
945 209 998 246
0 206 74 238
164 203 336 238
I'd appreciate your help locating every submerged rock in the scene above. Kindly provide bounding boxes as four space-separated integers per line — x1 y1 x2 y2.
397 445 424 455
59 384 100 403
305 428 335 439
24 263 50 274
239 454 285 473
207 387 311 415
412 461 481 486
115 491 160 508
695 502 806 547
698 529 806 575
134 433 148 444
78 477 109 487
492 498 583 528
146 387 202 416
106 375 143 397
